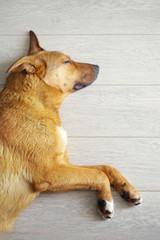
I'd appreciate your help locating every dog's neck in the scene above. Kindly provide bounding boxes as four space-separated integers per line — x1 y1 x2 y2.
5 72 67 112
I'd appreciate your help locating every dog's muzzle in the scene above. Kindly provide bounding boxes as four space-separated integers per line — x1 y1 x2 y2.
73 64 99 91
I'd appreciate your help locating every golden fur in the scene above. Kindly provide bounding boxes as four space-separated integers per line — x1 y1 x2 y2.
0 31 142 232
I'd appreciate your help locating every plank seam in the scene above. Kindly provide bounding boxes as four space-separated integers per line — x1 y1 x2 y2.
111 190 160 192
1 34 160 36
68 136 160 139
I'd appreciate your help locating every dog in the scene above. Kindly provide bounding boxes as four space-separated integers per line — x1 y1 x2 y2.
0 31 142 232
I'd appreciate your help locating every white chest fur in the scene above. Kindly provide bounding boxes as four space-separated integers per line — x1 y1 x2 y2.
56 126 68 153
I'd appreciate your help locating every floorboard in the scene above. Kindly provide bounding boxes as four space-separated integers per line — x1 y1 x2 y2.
1 191 159 240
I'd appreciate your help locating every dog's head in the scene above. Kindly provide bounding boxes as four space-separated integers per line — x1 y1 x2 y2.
7 31 99 96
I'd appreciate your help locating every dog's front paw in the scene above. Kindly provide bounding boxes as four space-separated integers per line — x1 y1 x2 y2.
121 189 142 205
119 182 142 206
97 199 114 219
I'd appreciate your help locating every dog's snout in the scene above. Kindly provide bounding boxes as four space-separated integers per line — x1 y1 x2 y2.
94 65 99 73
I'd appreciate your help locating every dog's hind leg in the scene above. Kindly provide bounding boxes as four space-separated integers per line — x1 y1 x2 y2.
33 164 114 219
80 165 142 205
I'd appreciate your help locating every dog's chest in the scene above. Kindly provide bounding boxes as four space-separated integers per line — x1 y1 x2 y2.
56 126 68 153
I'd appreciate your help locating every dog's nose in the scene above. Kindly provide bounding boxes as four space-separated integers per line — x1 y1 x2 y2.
94 65 99 73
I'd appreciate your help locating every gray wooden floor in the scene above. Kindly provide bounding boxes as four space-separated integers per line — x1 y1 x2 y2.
0 0 160 239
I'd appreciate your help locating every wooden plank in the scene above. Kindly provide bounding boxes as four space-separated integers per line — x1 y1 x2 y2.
60 85 160 137
0 0 160 34
68 138 160 191
1 85 160 137
1 191 159 240
1 35 160 85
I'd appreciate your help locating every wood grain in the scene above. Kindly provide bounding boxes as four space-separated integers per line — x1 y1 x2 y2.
60 85 160 137
1 191 159 240
1 0 160 34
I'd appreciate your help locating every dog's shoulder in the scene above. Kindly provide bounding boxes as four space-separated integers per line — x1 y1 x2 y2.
0 99 56 150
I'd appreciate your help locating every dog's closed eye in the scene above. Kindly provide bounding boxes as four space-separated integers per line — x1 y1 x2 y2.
63 60 72 64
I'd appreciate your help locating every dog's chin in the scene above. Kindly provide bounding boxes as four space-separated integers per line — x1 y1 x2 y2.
73 82 92 91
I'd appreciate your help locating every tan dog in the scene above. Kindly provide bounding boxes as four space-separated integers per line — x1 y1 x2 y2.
0 31 142 232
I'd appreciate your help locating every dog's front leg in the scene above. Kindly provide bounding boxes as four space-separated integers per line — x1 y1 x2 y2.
33 164 114 218
79 165 142 205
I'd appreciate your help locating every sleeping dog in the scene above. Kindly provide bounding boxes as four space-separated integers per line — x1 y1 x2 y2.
0 31 142 231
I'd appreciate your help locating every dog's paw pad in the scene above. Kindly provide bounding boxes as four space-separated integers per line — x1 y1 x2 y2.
97 199 114 219
121 190 142 205
121 190 130 201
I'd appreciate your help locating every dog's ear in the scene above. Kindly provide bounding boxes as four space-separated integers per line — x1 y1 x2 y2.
7 31 46 76
6 56 46 78
28 31 44 55
6 56 36 74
